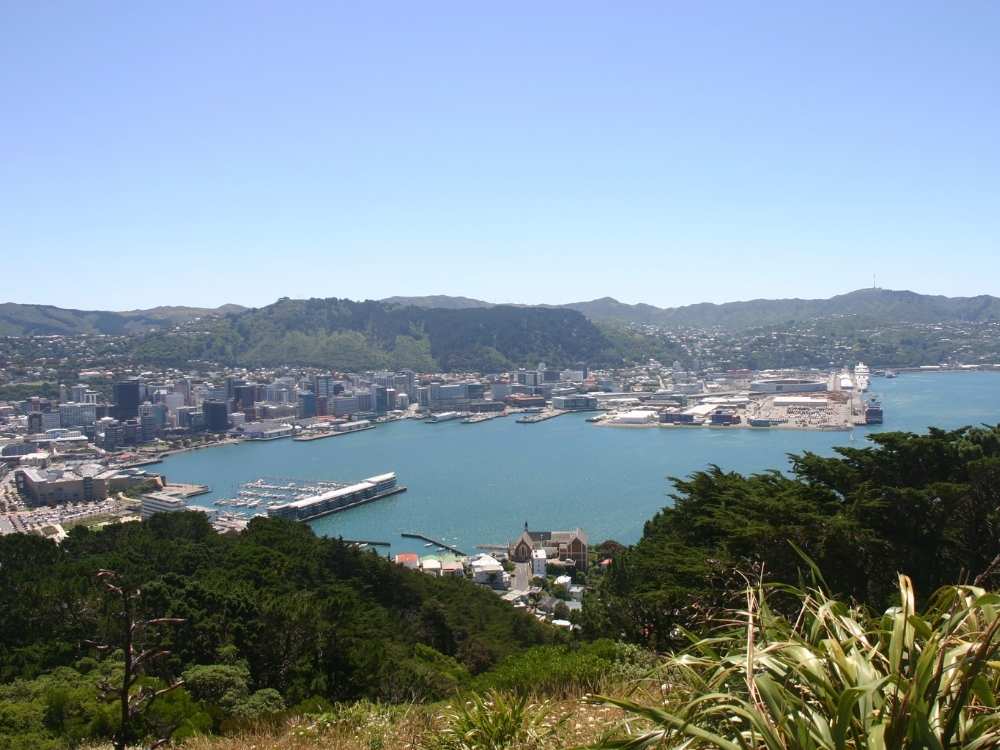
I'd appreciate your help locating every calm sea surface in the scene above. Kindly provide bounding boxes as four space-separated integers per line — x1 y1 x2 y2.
160 372 1000 554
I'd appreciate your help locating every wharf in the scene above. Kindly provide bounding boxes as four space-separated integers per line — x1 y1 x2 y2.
340 538 391 548
296 486 407 521
475 544 509 553
122 458 163 468
293 425 376 442
161 482 210 498
401 532 467 556
516 410 567 424
461 413 504 424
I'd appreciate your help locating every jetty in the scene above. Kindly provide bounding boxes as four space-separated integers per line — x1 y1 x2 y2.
161 482 210 498
516 409 566 424
462 413 503 424
340 538 391 548
293 424 376 442
401 532 466 556
475 544 509 553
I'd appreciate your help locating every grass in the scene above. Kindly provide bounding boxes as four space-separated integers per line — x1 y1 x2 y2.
104 696 631 750
590 574 1000 750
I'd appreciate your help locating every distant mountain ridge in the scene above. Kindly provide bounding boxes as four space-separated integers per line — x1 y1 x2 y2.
5 288 1000 341
381 295 494 310
0 303 247 337
381 289 1000 329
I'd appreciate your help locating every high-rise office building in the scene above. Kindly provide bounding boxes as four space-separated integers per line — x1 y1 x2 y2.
313 375 336 399
59 402 97 427
234 384 257 413
396 370 417 399
298 392 317 418
202 400 230 432
138 401 168 428
113 379 141 420
372 385 389 415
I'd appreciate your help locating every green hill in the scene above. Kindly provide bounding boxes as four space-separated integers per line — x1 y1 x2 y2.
0 303 245 337
564 288 1000 328
132 297 616 371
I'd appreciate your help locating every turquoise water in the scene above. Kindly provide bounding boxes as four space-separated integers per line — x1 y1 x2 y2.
160 372 1000 554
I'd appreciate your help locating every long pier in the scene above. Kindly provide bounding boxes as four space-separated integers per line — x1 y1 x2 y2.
401 532 466 556
340 538 391 548
293 425 376 442
516 409 567 424
293 486 406 521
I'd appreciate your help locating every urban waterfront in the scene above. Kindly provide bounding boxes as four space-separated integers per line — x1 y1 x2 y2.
161 371 1000 554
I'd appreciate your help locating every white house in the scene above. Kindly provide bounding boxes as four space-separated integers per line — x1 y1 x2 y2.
531 548 547 578
420 557 442 576
470 554 505 588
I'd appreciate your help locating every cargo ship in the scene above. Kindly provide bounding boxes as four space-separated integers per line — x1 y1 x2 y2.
864 399 884 424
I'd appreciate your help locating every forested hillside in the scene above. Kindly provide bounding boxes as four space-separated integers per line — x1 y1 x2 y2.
385 289 1000 329
0 514 561 746
565 288 1000 328
132 297 617 371
582 425 1000 648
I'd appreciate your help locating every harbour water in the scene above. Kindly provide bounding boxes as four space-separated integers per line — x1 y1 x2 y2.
162 372 1000 554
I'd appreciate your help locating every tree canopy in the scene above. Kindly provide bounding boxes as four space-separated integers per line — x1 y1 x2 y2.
583 425 1000 649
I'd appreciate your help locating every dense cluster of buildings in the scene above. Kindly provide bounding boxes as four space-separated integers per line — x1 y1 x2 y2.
0 361 609 457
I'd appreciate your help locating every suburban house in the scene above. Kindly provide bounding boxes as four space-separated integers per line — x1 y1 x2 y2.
531 548 547 578
469 554 506 589
508 525 589 571
394 552 419 569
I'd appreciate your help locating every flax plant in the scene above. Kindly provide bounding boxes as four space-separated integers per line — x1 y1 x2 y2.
592 574 1000 750
424 690 564 750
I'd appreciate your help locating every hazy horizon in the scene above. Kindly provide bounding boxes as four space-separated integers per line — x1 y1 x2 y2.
3 2 998 309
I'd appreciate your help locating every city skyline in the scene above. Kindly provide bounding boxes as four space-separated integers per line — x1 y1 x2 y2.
3 1 999 309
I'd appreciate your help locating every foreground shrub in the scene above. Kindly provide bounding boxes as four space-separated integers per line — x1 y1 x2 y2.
423 690 561 750
592 574 1000 750
473 640 655 698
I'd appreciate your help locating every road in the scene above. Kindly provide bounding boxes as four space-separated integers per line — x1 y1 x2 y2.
512 561 530 592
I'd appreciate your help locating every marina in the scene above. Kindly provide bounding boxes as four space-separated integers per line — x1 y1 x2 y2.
267 472 405 522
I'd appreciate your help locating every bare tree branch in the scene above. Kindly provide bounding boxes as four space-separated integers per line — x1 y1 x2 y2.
89 570 186 750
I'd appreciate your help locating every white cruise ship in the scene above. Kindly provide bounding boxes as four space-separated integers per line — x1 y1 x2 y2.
853 362 870 392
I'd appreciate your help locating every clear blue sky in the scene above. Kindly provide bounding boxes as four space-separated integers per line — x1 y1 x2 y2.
2 2 998 310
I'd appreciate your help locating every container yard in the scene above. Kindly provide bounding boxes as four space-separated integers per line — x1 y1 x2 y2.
597 363 882 431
